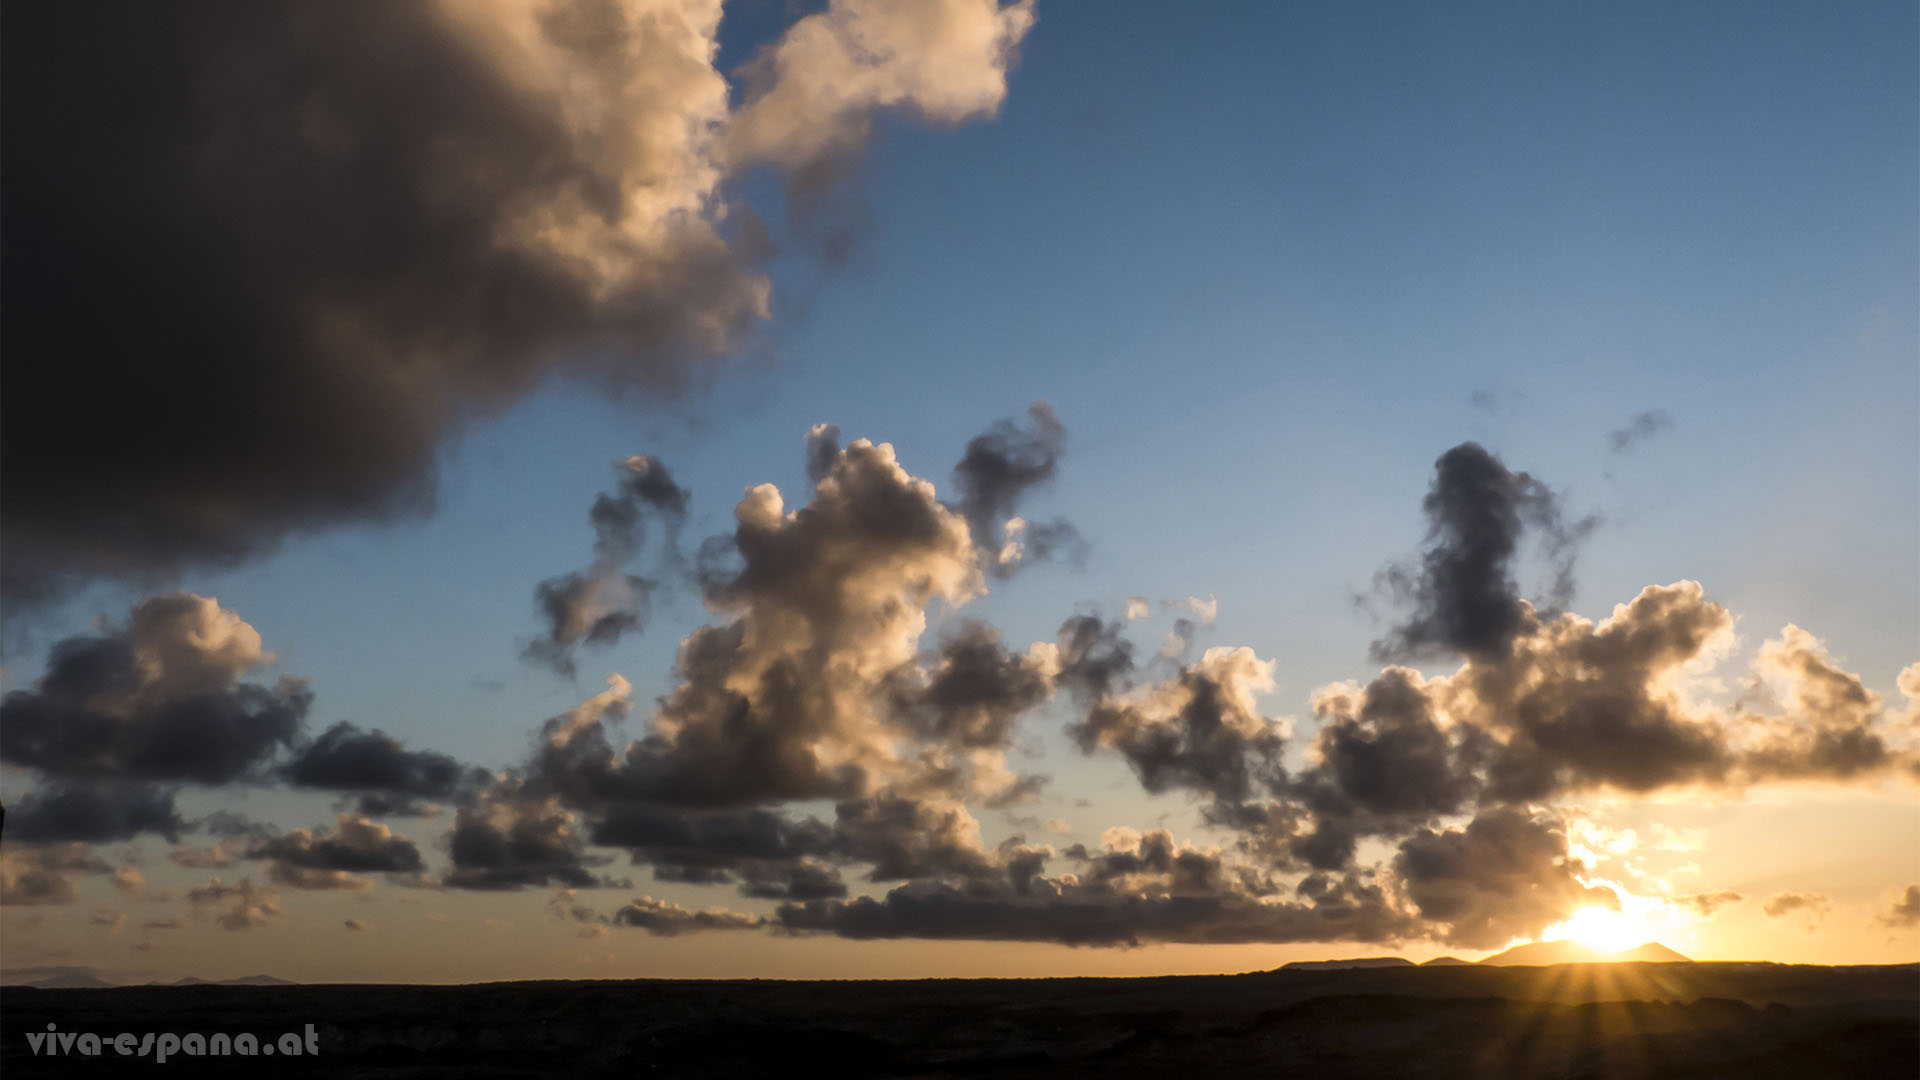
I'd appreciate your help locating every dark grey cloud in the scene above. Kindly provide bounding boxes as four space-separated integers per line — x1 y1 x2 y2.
777 834 1414 947
0 1 1033 608
737 860 849 901
832 795 999 885
778 888 1377 945
950 401 1082 576
443 781 616 891
0 593 308 784
1465 583 1738 802
1371 443 1597 663
1278 669 1484 870
1608 409 1674 453
588 801 841 896
1305 669 1478 819
1053 615 1139 702
6 784 185 845
281 723 486 811
952 402 1065 531
1066 648 1287 809
348 793 435 819
0 3 763 607
524 456 691 677
804 423 842 487
251 815 426 890
201 810 276 839
886 622 1053 750
1392 809 1615 949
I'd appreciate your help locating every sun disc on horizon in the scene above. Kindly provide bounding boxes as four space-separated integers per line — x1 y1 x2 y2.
1549 905 1644 954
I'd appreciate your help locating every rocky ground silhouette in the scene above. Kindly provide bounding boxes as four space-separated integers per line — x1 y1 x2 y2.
4 962 1913 1077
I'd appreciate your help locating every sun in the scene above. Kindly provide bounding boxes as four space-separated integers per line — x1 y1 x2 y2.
1549 905 1644 954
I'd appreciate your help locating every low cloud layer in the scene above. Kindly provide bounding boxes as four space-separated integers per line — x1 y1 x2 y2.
5 422 1912 958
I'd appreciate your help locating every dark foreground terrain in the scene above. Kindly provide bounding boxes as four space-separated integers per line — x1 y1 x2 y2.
5 962 1914 1078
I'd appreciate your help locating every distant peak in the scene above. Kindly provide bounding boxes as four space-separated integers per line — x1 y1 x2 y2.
1479 940 1693 966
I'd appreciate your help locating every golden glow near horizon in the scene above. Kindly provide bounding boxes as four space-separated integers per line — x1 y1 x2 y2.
1546 904 1655 955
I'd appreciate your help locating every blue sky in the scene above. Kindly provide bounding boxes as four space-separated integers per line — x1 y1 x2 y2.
27 0 1908 767
2 0 1914 978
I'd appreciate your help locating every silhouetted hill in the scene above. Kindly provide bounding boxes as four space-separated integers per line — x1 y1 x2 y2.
1281 957 1415 971
0 966 297 989
23 971 112 989
1480 940 1691 966
1420 956 1472 966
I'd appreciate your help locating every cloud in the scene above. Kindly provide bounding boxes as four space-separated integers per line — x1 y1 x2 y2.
950 401 1080 576
538 435 994 811
4 428 1902 957
0 0 1034 606
0 845 111 906
1124 598 1151 621
1371 443 1597 663
777 886 1411 946
6 784 185 845
727 0 1036 174
1282 668 1479 869
1761 891 1830 921
525 456 691 676
1877 885 1920 929
1740 626 1894 781
186 877 283 931
1067 646 1287 809
251 815 427 890
1392 809 1616 949
1899 663 1920 720
0 593 308 784
1608 409 1674 453
281 723 487 812
443 780 615 891
587 801 842 897
778 827 1414 946
1450 582 1738 802
111 867 148 900
606 896 766 936
1675 890 1742 917
885 622 1055 750
805 424 843 487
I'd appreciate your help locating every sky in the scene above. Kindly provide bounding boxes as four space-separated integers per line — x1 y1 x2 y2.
1 0 1916 983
